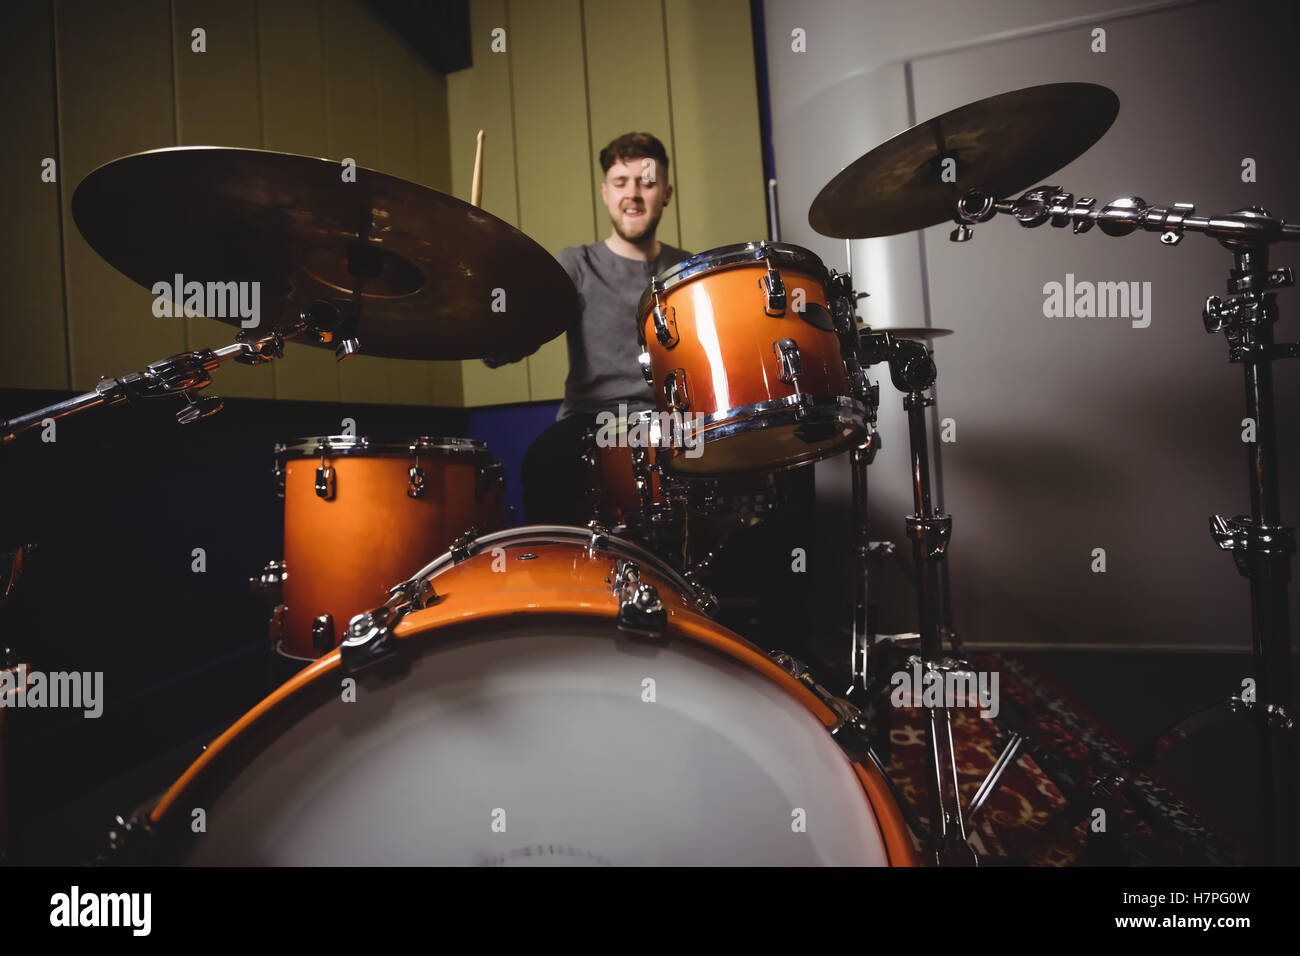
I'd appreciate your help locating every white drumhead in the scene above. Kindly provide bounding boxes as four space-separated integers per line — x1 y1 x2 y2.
186 622 892 865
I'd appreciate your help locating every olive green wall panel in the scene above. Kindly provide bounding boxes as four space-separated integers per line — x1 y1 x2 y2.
56 0 182 392
445 0 769 408
664 0 767 253
507 0 595 403
1 1 68 391
257 0 342 403
448 0 531 408
7 0 460 409
174 0 274 399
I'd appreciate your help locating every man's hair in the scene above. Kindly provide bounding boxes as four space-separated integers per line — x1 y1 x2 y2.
599 132 670 177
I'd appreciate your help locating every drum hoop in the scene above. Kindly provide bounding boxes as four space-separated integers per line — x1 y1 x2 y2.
149 610 916 866
411 525 703 604
275 435 490 459
637 241 829 318
693 394 865 433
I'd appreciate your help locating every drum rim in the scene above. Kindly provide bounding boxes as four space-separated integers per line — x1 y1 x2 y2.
148 608 917 866
659 395 867 475
413 524 704 605
637 240 829 318
275 435 491 459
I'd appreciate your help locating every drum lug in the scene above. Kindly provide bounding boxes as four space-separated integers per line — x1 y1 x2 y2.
664 369 690 411
387 576 436 611
450 528 481 564
249 559 285 604
477 459 505 498
768 651 873 760
407 464 426 499
272 443 286 498
315 464 335 500
340 607 399 672
616 583 667 639
773 338 803 385
637 349 654 385
682 569 719 617
761 258 787 316
312 613 335 654
653 304 679 348
587 521 611 552
268 603 286 642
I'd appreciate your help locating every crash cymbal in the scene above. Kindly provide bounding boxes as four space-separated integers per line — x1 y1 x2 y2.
71 147 576 360
868 326 953 340
809 83 1119 239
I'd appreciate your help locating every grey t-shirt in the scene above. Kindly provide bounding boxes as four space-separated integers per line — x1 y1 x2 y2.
555 241 691 421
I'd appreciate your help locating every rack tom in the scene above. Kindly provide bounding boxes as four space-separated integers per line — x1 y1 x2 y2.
637 242 868 476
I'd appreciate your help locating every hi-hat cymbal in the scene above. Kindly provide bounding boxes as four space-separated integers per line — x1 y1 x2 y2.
809 83 1119 239
71 147 577 360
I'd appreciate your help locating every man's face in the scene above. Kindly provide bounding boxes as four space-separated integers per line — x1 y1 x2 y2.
601 156 672 245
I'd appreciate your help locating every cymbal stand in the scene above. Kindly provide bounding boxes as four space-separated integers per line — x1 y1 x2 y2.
855 330 985 865
955 187 1299 863
0 316 330 445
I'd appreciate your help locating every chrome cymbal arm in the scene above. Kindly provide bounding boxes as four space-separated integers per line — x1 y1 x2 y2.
954 187 1300 247
1 325 301 443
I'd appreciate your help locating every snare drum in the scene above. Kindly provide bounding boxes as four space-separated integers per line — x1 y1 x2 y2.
262 436 504 659
150 526 916 866
637 242 868 476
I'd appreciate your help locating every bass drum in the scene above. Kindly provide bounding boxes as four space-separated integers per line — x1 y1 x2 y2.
150 527 916 866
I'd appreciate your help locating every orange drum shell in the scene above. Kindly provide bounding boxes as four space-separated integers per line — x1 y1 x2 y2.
639 262 852 422
281 454 502 658
594 442 668 528
154 536 918 866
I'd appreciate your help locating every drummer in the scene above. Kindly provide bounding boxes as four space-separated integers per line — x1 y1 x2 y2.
484 132 690 524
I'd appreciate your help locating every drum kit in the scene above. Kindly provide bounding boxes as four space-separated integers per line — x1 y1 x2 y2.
0 82 1295 866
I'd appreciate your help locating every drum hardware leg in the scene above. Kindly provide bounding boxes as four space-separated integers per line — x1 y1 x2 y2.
848 437 877 692
1200 238 1299 864
964 732 1026 830
901 385 970 865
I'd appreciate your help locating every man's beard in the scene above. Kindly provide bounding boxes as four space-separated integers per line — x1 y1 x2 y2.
611 207 661 246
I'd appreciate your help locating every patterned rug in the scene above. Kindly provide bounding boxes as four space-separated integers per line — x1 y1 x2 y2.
870 651 1247 865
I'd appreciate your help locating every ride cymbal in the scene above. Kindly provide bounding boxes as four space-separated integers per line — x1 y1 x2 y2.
809 83 1119 239
71 146 576 360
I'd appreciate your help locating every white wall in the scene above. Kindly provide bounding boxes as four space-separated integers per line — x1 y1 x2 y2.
764 0 1300 649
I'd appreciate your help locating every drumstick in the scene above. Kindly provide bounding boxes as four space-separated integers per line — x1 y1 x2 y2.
471 130 485 208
